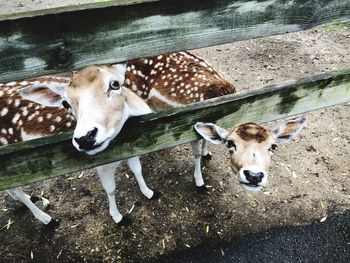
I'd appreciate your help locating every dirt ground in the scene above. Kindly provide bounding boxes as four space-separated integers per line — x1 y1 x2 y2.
0 9 350 263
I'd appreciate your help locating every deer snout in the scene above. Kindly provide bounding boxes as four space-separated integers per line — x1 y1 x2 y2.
73 127 98 151
238 166 267 192
243 170 264 186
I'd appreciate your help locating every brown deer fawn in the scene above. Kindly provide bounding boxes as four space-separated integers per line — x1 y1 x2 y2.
2 52 305 225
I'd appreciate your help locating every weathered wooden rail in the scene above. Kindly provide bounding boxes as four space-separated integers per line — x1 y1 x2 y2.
0 0 349 82
1 68 350 190
0 0 350 190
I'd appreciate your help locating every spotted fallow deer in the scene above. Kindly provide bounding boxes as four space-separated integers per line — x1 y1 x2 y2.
194 117 306 192
1 76 158 226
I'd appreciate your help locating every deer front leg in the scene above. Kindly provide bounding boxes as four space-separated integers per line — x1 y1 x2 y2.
201 139 212 161
7 188 52 225
96 162 129 225
190 140 206 190
126 156 161 200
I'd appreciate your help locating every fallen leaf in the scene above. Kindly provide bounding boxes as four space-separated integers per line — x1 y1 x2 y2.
320 216 327 222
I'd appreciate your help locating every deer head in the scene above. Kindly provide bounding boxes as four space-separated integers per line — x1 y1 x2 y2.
194 117 306 192
19 63 152 155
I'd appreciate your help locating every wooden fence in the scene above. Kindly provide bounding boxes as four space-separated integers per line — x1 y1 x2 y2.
0 0 350 190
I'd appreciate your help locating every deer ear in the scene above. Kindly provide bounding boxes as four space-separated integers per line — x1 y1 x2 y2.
123 88 153 116
272 116 307 144
194 122 229 144
111 62 128 80
19 82 67 107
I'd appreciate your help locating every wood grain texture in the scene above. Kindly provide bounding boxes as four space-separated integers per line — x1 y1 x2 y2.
0 0 159 21
0 68 349 190
0 0 349 82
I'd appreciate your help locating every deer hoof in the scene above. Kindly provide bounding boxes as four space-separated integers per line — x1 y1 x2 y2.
196 185 209 193
117 216 132 226
46 218 60 228
30 195 40 203
150 191 162 200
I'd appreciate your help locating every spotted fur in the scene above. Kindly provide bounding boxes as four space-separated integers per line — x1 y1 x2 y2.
0 51 237 225
125 51 236 110
0 76 75 146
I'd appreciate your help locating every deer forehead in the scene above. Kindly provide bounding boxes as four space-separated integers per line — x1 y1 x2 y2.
232 123 272 143
227 123 275 152
70 66 106 90
67 66 124 107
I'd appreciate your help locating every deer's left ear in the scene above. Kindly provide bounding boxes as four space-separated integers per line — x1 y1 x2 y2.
272 116 307 144
19 82 67 107
194 122 229 144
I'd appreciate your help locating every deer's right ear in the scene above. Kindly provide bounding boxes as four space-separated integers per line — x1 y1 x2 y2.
194 122 229 144
19 82 67 107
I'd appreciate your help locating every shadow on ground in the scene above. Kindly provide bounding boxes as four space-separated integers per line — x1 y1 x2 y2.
157 209 350 263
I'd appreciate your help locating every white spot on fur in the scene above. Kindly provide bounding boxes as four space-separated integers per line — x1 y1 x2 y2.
14 99 20 107
12 113 20 124
50 125 55 132
1 129 7 134
8 128 13 135
137 70 145 78
0 137 8 145
1 107 8 116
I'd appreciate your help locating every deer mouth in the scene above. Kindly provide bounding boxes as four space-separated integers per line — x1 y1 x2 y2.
239 182 263 192
83 138 111 155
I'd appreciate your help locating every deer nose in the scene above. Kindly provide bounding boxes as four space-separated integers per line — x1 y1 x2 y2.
74 127 98 150
243 170 264 186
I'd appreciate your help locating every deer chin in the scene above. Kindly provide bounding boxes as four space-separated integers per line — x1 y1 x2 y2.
239 182 263 192
84 139 111 155
71 136 112 155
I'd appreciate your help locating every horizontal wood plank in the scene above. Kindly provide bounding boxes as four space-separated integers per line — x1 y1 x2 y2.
0 68 350 190
0 0 349 82
0 0 159 21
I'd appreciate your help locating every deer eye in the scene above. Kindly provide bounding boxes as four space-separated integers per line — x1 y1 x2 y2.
269 144 278 152
109 80 120 90
62 100 71 110
226 140 236 150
